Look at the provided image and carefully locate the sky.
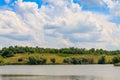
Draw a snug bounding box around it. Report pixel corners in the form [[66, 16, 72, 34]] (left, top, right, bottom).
[[0, 0, 120, 50]]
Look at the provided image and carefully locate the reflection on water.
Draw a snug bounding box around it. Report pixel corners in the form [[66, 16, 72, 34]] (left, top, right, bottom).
[[1, 75, 120, 80], [1, 65, 120, 80]]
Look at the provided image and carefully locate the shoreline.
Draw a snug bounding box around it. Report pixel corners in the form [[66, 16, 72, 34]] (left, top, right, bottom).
[[0, 63, 114, 66]]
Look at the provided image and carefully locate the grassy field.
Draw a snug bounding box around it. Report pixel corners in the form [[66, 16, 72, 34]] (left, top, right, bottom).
[[3, 53, 114, 65]]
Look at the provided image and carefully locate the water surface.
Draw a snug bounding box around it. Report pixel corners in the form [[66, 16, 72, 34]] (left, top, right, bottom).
[[0, 65, 120, 80]]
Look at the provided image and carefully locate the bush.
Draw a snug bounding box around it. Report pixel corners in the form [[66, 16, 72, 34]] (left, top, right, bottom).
[[28, 56, 46, 65], [81, 57, 89, 64], [18, 58, 23, 62], [63, 58, 70, 64], [63, 57, 95, 64], [114, 63, 120, 66], [50, 58, 56, 64], [98, 56, 106, 64], [88, 58, 94, 64], [1, 50, 14, 57], [63, 58, 80, 64], [112, 56, 120, 64], [70, 58, 79, 64], [0, 57, 5, 65]]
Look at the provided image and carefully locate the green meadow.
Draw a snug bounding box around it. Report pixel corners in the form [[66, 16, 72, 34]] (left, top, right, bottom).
[[0, 46, 120, 65]]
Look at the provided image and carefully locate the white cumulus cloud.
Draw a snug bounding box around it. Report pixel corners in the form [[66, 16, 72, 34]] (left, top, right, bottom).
[[0, 0, 120, 49]]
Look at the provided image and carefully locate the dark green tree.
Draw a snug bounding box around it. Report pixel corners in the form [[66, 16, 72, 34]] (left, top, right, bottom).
[[28, 56, 46, 65], [1, 50, 14, 57], [50, 58, 56, 64], [112, 56, 120, 64], [70, 58, 79, 64], [98, 56, 106, 64], [18, 58, 23, 62], [63, 58, 70, 64]]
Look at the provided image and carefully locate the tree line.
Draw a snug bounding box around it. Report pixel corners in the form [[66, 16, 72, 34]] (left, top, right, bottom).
[[0, 46, 120, 65], [27, 56, 118, 65], [0, 46, 120, 57], [27, 56, 100, 65], [1, 55, 120, 65]]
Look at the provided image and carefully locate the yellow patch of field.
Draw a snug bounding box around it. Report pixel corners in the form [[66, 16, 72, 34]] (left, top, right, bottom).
[[4, 53, 114, 64]]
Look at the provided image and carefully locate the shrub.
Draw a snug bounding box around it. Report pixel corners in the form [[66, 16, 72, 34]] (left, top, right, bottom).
[[98, 56, 106, 64], [114, 63, 120, 66], [70, 58, 79, 64], [0, 57, 5, 65], [63, 58, 70, 64], [28, 56, 46, 65], [50, 58, 56, 64], [81, 57, 89, 64], [88, 58, 94, 64], [112, 56, 120, 64], [63, 57, 95, 64], [18, 58, 23, 62], [1, 50, 14, 57]]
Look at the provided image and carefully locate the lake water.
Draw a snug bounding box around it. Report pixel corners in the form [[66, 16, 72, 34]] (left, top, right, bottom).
[[0, 65, 120, 80]]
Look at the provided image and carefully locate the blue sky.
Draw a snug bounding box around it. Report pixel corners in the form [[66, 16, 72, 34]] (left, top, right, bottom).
[[0, 0, 120, 50]]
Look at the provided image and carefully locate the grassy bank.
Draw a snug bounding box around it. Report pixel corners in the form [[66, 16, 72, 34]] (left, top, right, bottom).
[[1, 46, 120, 65], [1, 53, 114, 65], [114, 63, 120, 66]]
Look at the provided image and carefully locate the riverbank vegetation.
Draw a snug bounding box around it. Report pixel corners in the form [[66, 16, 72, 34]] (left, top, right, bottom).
[[0, 46, 120, 65]]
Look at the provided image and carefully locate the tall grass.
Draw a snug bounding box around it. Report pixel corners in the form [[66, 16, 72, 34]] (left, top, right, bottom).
[[3, 53, 114, 65]]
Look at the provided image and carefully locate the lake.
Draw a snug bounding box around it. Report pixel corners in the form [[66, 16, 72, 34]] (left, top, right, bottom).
[[0, 65, 120, 80]]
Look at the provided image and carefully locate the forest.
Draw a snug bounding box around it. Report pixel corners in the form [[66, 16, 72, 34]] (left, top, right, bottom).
[[0, 46, 120, 65]]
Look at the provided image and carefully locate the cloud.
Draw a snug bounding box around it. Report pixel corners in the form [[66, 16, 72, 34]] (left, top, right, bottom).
[[41, 0, 119, 49], [80, 0, 105, 7], [0, 0, 120, 49], [104, 0, 120, 16], [0, 37, 35, 48], [5, 0, 10, 4], [0, 10, 30, 40]]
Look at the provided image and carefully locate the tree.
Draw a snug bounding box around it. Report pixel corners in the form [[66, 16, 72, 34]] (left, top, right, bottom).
[[89, 48, 95, 53], [112, 56, 120, 64], [82, 57, 88, 64], [98, 56, 106, 64], [18, 58, 23, 62], [28, 56, 46, 65], [50, 58, 56, 64], [70, 58, 79, 64], [63, 58, 70, 64], [88, 58, 94, 64], [1, 50, 14, 57]]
